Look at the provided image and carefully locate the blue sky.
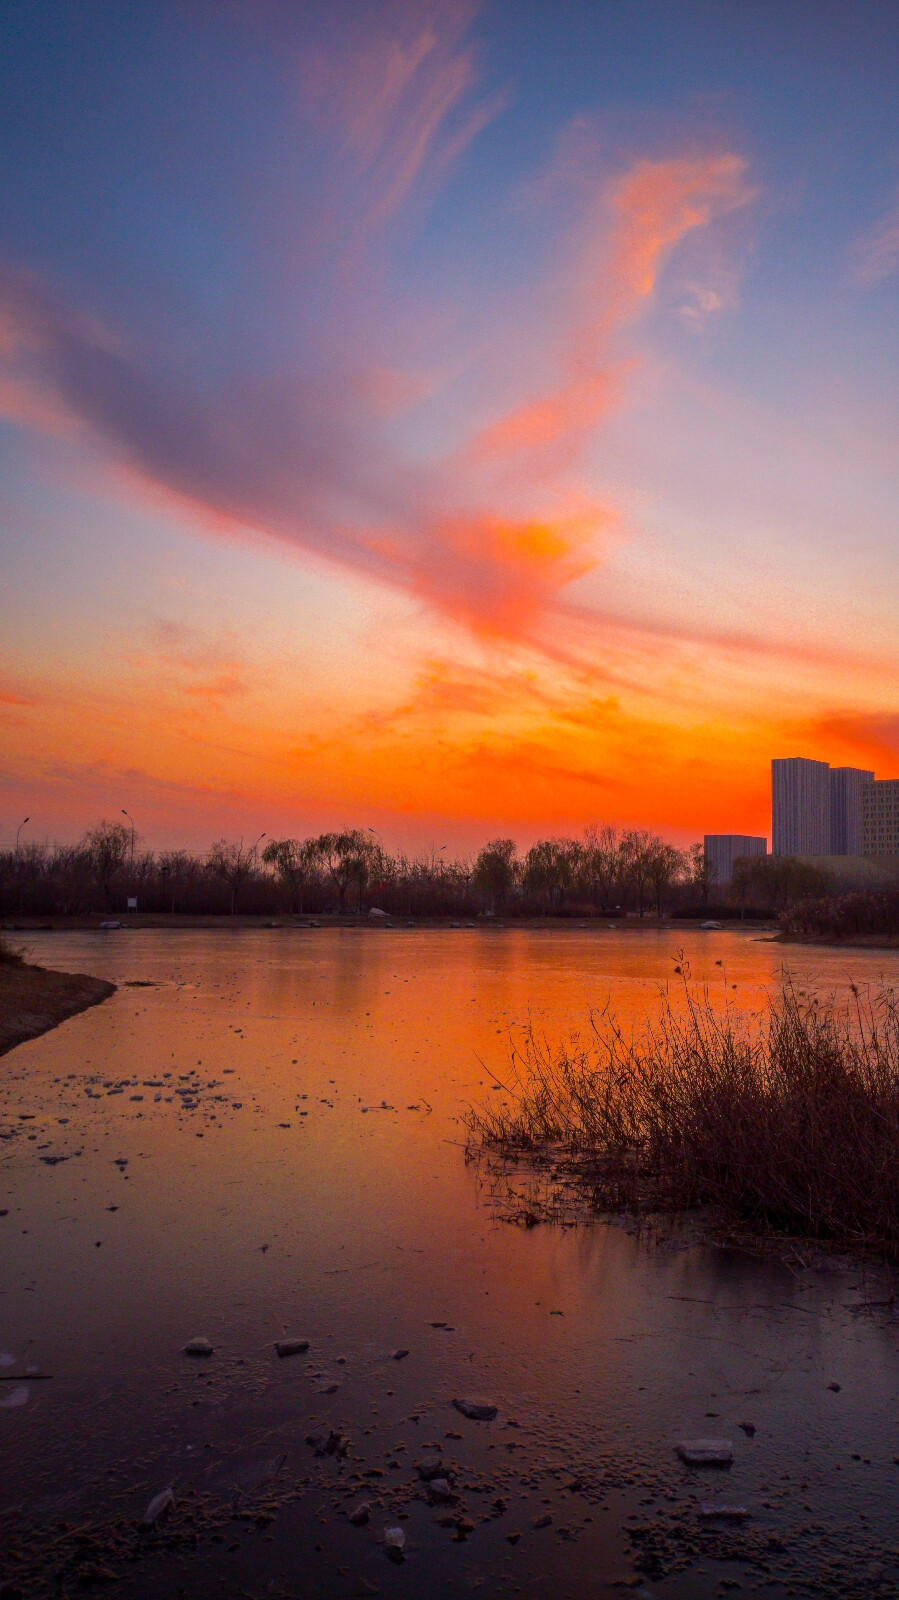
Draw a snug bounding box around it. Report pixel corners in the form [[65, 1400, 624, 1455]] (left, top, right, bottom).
[[1, 1, 897, 849]]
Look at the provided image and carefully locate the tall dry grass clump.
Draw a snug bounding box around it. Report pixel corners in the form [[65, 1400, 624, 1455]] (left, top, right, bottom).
[[465, 979, 899, 1254]]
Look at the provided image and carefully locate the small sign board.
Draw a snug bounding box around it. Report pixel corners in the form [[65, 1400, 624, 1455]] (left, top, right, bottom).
[[127, 897, 138, 910]]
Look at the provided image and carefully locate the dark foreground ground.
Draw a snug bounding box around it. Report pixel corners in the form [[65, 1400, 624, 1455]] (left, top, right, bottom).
[[0, 960, 115, 1057]]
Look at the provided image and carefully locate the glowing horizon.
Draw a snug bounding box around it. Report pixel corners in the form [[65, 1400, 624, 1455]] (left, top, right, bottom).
[[1, 2, 897, 853]]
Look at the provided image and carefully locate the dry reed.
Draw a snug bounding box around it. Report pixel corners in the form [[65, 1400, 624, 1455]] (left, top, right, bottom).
[[464, 977, 899, 1254]]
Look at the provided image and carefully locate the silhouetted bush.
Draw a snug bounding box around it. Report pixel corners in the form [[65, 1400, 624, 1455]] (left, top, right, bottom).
[[780, 890, 899, 941], [1, 820, 716, 920], [466, 978, 899, 1255]]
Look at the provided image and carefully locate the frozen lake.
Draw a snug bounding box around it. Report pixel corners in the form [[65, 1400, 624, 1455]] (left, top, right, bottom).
[[2, 925, 899, 1598]]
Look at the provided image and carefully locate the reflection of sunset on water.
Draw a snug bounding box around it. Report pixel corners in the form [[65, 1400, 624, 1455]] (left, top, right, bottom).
[[2, 926, 899, 1593]]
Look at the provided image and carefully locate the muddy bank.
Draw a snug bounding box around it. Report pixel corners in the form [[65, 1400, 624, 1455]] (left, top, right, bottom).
[[777, 932, 899, 948], [0, 960, 115, 1057]]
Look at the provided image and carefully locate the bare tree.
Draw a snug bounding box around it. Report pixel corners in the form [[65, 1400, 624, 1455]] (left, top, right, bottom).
[[621, 829, 655, 918], [84, 820, 131, 910], [158, 849, 194, 914], [473, 838, 519, 914], [310, 831, 374, 913], [522, 838, 578, 914], [262, 838, 320, 914], [686, 841, 712, 904], [207, 838, 259, 914], [581, 823, 622, 909], [647, 841, 685, 918]]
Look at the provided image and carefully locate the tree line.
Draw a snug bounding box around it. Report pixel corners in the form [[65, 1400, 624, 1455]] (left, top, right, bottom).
[[1, 820, 720, 919]]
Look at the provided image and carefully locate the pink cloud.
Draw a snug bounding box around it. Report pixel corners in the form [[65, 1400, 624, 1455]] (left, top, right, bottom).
[[0, 84, 756, 653], [297, 2, 506, 233]]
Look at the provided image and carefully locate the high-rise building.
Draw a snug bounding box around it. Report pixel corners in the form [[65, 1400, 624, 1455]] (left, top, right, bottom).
[[860, 780, 899, 855], [830, 766, 875, 854], [772, 758, 831, 856], [772, 757, 876, 856], [704, 835, 768, 887]]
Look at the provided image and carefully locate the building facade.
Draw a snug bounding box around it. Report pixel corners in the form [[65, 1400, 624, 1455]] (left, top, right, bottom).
[[772, 757, 875, 856], [772, 758, 832, 856], [860, 780, 899, 855], [830, 766, 876, 854], [704, 834, 768, 887]]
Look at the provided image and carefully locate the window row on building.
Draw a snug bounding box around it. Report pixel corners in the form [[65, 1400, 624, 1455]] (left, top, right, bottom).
[[772, 758, 899, 858], [704, 761, 899, 886]]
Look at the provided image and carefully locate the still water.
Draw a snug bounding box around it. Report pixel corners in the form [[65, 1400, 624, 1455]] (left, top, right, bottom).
[[2, 926, 899, 1598]]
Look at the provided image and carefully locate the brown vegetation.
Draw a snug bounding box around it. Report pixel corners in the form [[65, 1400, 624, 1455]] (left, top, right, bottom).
[[2, 821, 708, 920], [779, 889, 899, 943], [0, 960, 115, 1056], [465, 978, 899, 1256]]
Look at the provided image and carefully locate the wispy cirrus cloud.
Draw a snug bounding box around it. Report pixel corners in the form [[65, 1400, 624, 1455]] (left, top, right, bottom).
[[298, 1, 506, 232], [465, 153, 754, 478], [0, 3, 756, 653], [852, 197, 899, 285]]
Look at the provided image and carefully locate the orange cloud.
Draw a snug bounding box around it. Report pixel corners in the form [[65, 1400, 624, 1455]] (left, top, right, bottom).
[[395, 502, 612, 635], [462, 153, 754, 508], [805, 711, 899, 774], [605, 154, 753, 314]]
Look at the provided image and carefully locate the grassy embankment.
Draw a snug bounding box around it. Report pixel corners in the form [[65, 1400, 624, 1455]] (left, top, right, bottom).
[[465, 975, 899, 1256], [0, 935, 115, 1056]]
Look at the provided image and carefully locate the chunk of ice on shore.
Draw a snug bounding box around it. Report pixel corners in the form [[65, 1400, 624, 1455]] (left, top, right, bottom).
[[676, 1439, 733, 1467]]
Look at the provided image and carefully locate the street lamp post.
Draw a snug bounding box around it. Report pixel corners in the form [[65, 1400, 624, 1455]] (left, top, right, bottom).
[[15, 816, 30, 919], [251, 834, 266, 916], [121, 810, 135, 871], [121, 810, 135, 913]]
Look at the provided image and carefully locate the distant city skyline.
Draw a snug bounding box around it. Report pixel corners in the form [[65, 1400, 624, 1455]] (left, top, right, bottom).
[[1, 3, 897, 851], [770, 756, 899, 859]]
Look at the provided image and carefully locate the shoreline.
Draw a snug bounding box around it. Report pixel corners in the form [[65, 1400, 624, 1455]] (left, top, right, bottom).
[[4, 912, 776, 933], [0, 959, 116, 1057], [776, 932, 899, 949]]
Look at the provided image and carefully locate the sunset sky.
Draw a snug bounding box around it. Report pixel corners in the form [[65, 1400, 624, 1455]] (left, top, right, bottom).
[[1, 0, 897, 852]]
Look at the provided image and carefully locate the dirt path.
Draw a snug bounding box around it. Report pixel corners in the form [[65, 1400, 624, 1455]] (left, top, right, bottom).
[[0, 960, 115, 1056]]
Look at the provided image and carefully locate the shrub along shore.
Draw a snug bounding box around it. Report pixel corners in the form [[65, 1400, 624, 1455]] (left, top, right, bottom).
[[779, 888, 899, 944], [465, 977, 899, 1258]]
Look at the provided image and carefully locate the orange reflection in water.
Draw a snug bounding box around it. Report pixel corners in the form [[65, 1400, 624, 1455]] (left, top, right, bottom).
[[3, 926, 899, 1597]]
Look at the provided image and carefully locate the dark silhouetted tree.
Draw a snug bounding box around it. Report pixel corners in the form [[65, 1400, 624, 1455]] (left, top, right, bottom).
[[473, 838, 518, 913]]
